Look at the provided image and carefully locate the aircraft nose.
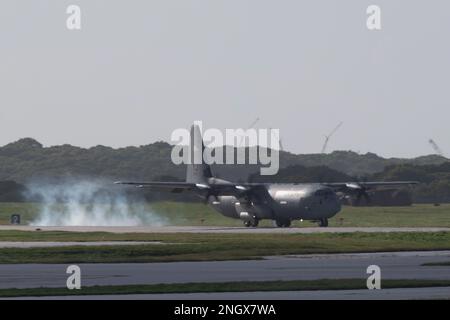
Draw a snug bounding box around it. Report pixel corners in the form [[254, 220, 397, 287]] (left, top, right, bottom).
[[314, 187, 341, 211], [333, 194, 342, 211]]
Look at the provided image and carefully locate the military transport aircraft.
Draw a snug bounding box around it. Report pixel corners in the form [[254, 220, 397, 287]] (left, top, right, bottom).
[[115, 125, 418, 227]]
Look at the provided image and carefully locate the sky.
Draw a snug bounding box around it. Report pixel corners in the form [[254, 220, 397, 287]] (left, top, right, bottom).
[[0, 1, 449, 158]]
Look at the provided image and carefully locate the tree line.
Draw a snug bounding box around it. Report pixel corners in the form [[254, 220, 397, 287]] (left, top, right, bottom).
[[0, 137, 448, 203]]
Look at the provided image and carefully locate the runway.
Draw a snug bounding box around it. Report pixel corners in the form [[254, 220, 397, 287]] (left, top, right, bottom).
[[1, 251, 449, 290], [1, 225, 449, 234], [10, 286, 450, 300]]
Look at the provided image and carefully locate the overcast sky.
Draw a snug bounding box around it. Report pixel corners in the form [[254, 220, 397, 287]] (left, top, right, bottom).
[[0, 1, 449, 158]]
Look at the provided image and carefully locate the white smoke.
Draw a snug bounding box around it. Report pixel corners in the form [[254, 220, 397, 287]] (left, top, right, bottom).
[[26, 180, 167, 227]]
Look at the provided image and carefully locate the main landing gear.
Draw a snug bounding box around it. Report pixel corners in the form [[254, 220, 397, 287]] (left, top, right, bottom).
[[244, 219, 259, 227], [274, 219, 291, 228], [318, 218, 329, 227]]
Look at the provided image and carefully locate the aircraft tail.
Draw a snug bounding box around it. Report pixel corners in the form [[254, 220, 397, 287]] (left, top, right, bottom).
[[186, 124, 213, 184]]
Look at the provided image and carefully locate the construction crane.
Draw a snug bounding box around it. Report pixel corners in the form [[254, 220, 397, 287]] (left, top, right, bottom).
[[239, 117, 259, 147], [321, 122, 343, 154], [243, 118, 284, 151], [428, 139, 444, 157], [247, 117, 260, 130], [268, 126, 284, 151], [279, 137, 284, 152]]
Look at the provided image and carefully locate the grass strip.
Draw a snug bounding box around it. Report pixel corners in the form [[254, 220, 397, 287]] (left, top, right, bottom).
[[2, 279, 450, 298], [0, 232, 449, 264]]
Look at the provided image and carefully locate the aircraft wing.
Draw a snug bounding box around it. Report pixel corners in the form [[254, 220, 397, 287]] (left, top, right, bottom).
[[114, 181, 264, 196], [323, 181, 419, 191], [114, 181, 197, 193]]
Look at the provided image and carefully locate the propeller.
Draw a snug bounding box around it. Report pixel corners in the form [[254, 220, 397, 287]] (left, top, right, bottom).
[[203, 191, 219, 204], [345, 182, 371, 206], [354, 188, 371, 206]]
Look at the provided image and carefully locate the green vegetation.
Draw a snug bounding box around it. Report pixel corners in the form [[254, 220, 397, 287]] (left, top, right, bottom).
[[2, 279, 450, 297], [0, 137, 447, 188], [323, 204, 450, 228], [0, 138, 184, 184], [372, 163, 450, 203], [0, 202, 40, 225], [422, 261, 450, 266], [95, 202, 450, 227], [0, 138, 449, 204], [0, 232, 449, 264], [0, 202, 449, 227]]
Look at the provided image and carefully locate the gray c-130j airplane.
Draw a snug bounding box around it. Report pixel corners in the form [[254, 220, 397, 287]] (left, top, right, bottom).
[[116, 125, 418, 227]]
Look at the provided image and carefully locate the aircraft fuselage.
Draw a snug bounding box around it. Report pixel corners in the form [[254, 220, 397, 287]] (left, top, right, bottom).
[[208, 183, 341, 227]]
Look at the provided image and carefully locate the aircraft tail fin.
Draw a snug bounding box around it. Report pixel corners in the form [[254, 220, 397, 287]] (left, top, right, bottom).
[[186, 124, 213, 184]]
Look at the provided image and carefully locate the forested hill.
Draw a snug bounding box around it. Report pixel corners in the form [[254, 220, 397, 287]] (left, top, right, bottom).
[[0, 138, 447, 183]]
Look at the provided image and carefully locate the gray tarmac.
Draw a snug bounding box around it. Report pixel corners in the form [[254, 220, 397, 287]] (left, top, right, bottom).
[[9, 286, 450, 300], [1, 251, 449, 290], [1, 225, 449, 234]]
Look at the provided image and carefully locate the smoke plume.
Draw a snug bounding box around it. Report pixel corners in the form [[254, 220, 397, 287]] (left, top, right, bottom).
[[26, 179, 167, 226]]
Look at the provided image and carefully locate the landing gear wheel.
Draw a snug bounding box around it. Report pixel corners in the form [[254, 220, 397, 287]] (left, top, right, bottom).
[[318, 218, 328, 227], [250, 219, 259, 227], [244, 220, 259, 228], [275, 219, 291, 228]]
